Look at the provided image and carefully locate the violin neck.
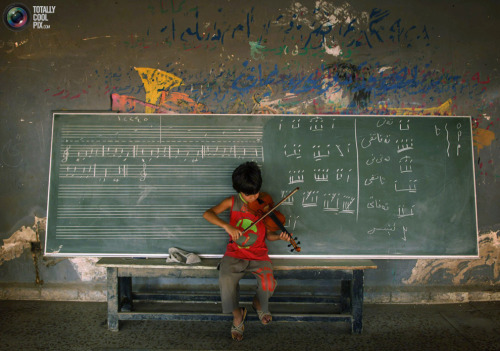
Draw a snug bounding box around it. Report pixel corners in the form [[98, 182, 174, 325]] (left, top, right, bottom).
[[267, 211, 290, 235], [256, 197, 290, 234]]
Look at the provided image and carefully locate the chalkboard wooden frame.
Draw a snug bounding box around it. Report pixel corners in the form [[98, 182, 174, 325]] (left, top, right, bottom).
[[45, 113, 478, 259]]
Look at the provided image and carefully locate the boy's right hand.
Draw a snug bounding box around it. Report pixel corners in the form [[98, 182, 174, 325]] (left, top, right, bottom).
[[225, 225, 242, 242]]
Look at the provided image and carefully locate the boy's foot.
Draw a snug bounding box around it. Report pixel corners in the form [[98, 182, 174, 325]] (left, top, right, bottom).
[[231, 307, 247, 341], [252, 298, 272, 325]]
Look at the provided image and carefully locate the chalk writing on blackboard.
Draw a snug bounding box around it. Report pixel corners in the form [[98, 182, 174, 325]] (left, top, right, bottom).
[[46, 114, 477, 258], [267, 115, 476, 247]]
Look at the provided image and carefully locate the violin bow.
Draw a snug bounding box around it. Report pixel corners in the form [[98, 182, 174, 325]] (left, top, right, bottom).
[[241, 187, 300, 235]]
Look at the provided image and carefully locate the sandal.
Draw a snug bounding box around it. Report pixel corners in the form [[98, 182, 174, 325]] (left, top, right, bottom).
[[252, 303, 272, 325], [231, 307, 247, 341]]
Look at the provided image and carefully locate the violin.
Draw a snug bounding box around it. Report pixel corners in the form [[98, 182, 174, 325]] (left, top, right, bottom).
[[243, 187, 301, 252]]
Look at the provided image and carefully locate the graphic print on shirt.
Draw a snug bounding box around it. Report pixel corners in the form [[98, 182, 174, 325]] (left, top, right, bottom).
[[234, 218, 258, 247]]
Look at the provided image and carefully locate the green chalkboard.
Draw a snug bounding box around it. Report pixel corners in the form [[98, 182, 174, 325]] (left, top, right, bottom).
[[45, 113, 478, 258]]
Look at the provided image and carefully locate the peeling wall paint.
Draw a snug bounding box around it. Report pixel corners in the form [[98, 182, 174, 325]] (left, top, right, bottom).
[[403, 231, 499, 285], [1, 217, 106, 283], [67, 258, 106, 282], [1, 216, 497, 291], [0, 217, 44, 265]]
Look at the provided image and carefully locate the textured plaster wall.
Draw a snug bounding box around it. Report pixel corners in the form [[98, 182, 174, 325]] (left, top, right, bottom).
[[0, 0, 498, 302]]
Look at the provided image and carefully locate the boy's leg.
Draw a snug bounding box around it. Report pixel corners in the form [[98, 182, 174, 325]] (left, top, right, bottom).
[[248, 260, 276, 314], [219, 256, 247, 314]]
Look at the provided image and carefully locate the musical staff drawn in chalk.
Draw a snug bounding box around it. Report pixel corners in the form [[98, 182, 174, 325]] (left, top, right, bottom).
[[57, 184, 233, 199], [59, 164, 236, 180], [59, 144, 264, 162], [55, 224, 227, 240], [57, 204, 214, 219], [60, 125, 263, 142]]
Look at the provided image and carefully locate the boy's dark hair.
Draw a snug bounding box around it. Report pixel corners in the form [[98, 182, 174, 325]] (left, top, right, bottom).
[[232, 161, 262, 195]]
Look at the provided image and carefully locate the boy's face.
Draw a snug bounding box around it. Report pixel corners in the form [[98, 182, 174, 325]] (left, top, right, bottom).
[[241, 192, 259, 204]]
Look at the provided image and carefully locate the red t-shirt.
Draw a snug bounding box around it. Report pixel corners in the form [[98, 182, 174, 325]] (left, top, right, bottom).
[[224, 194, 270, 262]]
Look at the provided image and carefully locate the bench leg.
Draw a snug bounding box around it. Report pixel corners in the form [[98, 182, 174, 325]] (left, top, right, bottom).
[[351, 269, 364, 334], [106, 267, 119, 331], [119, 276, 133, 312], [340, 279, 351, 313]]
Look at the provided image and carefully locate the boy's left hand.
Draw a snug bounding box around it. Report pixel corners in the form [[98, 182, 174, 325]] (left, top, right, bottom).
[[279, 231, 291, 242]]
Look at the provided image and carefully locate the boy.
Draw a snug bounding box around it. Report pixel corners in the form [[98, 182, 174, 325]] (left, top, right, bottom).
[[203, 161, 291, 341]]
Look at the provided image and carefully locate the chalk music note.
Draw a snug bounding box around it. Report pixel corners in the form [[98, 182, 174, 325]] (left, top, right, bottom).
[[61, 147, 70, 163], [139, 163, 147, 181]]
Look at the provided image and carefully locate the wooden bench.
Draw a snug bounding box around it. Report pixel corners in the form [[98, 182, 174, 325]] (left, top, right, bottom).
[[96, 258, 377, 334]]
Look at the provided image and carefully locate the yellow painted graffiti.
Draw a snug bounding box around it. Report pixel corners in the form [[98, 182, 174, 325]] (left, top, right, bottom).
[[473, 127, 495, 153], [134, 67, 183, 113], [373, 99, 453, 115]]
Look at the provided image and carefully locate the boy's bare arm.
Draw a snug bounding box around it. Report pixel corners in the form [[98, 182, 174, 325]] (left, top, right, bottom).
[[203, 197, 242, 241], [266, 231, 291, 242]]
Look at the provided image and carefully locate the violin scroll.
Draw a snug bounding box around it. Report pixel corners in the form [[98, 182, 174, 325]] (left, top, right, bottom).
[[287, 234, 301, 252]]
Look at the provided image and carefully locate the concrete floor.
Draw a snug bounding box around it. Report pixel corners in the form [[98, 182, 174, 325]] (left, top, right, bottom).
[[0, 300, 499, 351]]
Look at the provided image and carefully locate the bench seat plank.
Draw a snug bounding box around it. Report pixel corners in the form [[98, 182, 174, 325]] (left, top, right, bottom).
[[96, 258, 377, 270]]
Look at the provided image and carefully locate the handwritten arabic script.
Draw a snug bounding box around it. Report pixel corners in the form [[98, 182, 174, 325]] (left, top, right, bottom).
[[266, 116, 472, 251]]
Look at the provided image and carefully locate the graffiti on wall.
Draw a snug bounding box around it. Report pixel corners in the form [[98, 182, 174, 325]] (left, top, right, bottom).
[[132, 1, 431, 53], [89, 3, 486, 114]]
